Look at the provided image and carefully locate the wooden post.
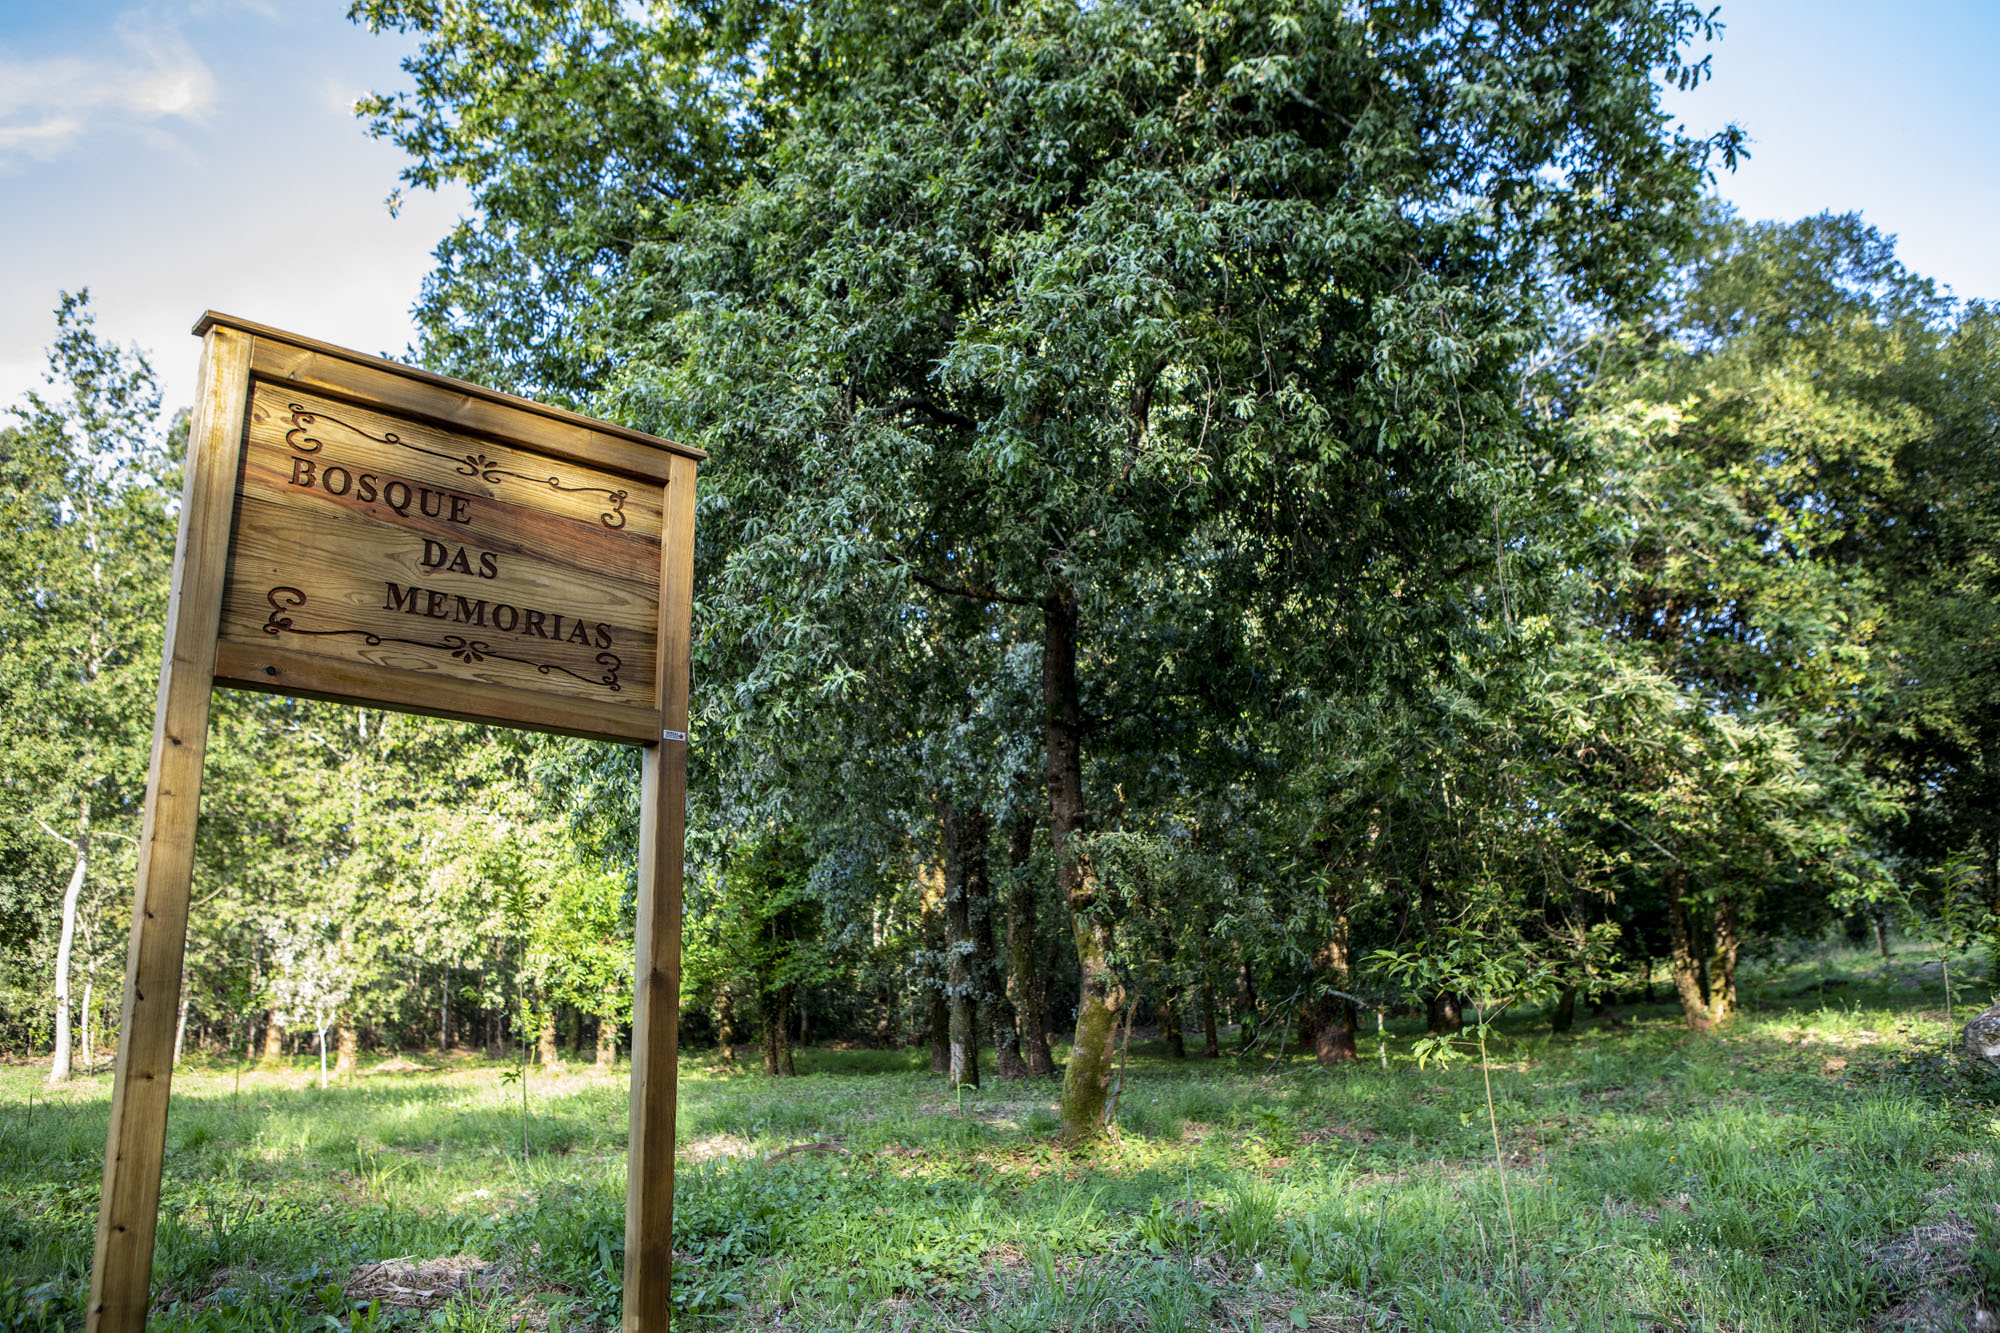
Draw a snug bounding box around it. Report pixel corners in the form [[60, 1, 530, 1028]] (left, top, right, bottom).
[[87, 326, 253, 1333], [624, 451, 697, 1331]]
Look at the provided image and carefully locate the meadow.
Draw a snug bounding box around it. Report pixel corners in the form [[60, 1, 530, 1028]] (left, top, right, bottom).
[[3, 941, 1996, 1333]]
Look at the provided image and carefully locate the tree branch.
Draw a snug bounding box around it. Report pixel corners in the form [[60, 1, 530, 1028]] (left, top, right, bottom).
[[908, 569, 1039, 608], [884, 397, 976, 430]]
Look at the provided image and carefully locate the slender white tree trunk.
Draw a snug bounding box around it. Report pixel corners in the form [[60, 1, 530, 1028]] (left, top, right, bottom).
[[174, 990, 190, 1066], [317, 1017, 329, 1089], [47, 815, 88, 1085], [80, 980, 93, 1071]]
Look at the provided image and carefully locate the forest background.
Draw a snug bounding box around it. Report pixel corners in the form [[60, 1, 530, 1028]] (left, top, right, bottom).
[[1, 0, 1996, 1152]]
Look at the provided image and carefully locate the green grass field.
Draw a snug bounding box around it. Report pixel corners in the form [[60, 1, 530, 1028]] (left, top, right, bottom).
[[4, 942, 1998, 1332]]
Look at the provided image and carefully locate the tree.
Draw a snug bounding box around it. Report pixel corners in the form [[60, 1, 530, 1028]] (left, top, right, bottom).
[[0, 292, 176, 1082], [357, 0, 1738, 1140], [1880, 301, 2000, 964], [269, 914, 355, 1089], [1575, 213, 1948, 1025]]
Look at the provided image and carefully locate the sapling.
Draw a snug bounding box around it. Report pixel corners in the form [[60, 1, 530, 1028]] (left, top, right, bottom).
[[1894, 851, 1990, 1042], [1373, 932, 1554, 1296]]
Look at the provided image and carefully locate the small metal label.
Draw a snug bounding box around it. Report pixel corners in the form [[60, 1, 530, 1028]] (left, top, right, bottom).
[[662, 729, 687, 742]]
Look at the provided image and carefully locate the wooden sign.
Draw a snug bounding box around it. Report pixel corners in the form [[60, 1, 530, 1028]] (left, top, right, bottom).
[[87, 316, 698, 1333]]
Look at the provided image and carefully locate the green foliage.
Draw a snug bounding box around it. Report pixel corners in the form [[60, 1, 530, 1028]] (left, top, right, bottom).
[[0, 291, 176, 1057]]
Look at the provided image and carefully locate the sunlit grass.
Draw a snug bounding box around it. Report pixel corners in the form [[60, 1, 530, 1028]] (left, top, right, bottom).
[[1, 939, 1996, 1330]]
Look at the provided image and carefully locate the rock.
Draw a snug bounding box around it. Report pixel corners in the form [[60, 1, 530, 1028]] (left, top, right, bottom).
[[1959, 1003, 2000, 1067]]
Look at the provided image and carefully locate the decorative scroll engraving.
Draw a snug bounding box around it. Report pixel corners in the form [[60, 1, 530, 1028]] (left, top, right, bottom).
[[260, 587, 623, 692], [285, 404, 630, 530]]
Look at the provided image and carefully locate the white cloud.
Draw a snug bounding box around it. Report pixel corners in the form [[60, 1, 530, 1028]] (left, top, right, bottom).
[[0, 117, 84, 161], [0, 14, 218, 171]]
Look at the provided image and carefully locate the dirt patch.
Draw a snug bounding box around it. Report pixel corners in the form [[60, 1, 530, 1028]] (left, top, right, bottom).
[[680, 1132, 753, 1163], [341, 1254, 579, 1331], [367, 1057, 433, 1075], [344, 1254, 490, 1310], [1868, 1210, 1996, 1332]]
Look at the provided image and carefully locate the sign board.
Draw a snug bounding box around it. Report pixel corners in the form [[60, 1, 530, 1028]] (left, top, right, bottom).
[[208, 320, 688, 741], [87, 316, 698, 1333]]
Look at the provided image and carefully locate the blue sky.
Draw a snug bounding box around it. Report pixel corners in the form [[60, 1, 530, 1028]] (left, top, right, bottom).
[[0, 1, 468, 417], [2, 1, 1996, 418]]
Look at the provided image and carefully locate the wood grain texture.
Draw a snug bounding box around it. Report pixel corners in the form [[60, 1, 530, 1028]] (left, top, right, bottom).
[[214, 381, 664, 734], [86, 326, 253, 1333], [212, 641, 662, 743], [195, 310, 704, 468], [624, 453, 698, 1333]]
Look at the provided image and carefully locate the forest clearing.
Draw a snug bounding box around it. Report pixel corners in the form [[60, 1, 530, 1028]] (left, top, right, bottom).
[[6, 2, 2000, 1331], [4, 942, 1996, 1333]]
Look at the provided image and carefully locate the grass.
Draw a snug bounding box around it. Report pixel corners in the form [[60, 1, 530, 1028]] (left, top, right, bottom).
[[2, 939, 1998, 1331]]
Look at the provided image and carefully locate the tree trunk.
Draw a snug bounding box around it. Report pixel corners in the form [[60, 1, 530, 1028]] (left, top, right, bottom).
[[1426, 991, 1463, 1036], [1872, 913, 1891, 959], [538, 1006, 560, 1068], [776, 993, 795, 1075], [565, 1005, 582, 1056], [1313, 994, 1357, 1066], [1006, 810, 1056, 1077], [714, 988, 737, 1063], [1201, 973, 1221, 1058], [762, 986, 795, 1077], [922, 888, 950, 1073], [874, 985, 900, 1049], [317, 1024, 329, 1089], [597, 1006, 619, 1068], [1551, 985, 1578, 1034], [1667, 885, 1715, 1033], [1310, 868, 1358, 1065], [1047, 585, 1122, 1142], [1237, 960, 1259, 1052], [174, 990, 190, 1067], [1162, 989, 1186, 1059], [334, 1015, 359, 1079], [263, 1008, 286, 1062], [47, 811, 88, 1084], [1708, 895, 1740, 1025], [940, 799, 982, 1089], [968, 808, 1028, 1080], [80, 980, 94, 1072]]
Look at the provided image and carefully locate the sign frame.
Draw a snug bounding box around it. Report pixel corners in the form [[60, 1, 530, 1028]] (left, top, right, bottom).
[[84, 315, 700, 1333]]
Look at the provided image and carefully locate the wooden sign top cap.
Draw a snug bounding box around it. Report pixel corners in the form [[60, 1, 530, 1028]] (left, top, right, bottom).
[[191, 311, 705, 463]]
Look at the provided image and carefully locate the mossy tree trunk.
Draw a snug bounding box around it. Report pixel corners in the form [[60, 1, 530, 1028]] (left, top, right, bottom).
[[1667, 880, 1739, 1032], [1048, 585, 1122, 1142]]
